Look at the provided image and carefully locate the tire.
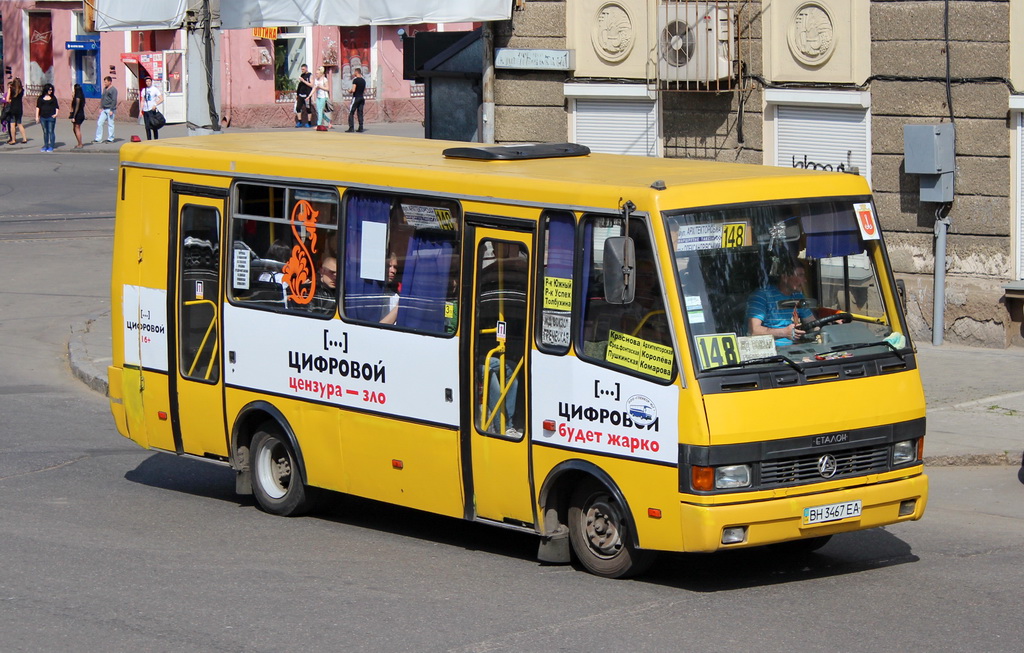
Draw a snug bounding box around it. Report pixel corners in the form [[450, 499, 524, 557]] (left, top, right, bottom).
[[567, 479, 656, 579], [250, 426, 315, 517]]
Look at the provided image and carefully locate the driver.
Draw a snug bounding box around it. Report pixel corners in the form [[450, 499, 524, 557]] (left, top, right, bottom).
[[746, 258, 814, 345]]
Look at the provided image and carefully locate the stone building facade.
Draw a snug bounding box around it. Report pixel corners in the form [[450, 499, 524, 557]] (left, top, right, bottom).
[[492, 0, 1024, 348]]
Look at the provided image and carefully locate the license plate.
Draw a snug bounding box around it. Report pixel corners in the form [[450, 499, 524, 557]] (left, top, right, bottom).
[[803, 500, 862, 525]]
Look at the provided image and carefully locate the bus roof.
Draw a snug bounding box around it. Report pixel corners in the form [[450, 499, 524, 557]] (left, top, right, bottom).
[[119, 132, 872, 212]]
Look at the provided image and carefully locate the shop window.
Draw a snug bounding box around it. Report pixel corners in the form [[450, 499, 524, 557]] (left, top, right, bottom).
[[229, 183, 340, 318]]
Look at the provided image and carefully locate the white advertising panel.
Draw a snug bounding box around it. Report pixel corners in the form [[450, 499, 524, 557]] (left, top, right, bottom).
[[223, 303, 459, 426], [122, 285, 169, 372], [531, 354, 679, 465]]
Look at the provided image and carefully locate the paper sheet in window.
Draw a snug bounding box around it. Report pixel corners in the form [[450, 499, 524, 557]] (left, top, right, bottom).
[[359, 221, 388, 281]]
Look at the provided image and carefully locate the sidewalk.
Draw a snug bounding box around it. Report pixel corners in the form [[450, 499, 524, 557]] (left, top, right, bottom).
[[1, 115, 424, 153], [68, 310, 1024, 466]]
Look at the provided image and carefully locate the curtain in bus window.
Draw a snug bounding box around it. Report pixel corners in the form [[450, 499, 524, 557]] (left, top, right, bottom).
[[547, 218, 574, 277], [344, 193, 391, 320], [802, 206, 861, 259], [396, 234, 453, 333]]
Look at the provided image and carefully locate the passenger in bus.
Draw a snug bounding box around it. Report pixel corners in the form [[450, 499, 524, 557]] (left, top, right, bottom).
[[310, 256, 338, 314], [486, 358, 520, 438], [380, 251, 400, 324], [746, 258, 814, 345]]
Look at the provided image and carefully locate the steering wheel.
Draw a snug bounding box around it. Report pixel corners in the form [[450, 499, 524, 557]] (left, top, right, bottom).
[[802, 312, 852, 331]]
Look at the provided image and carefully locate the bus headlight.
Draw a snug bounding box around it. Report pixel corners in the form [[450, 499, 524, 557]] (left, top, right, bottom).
[[715, 464, 751, 489], [893, 439, 917, 465]]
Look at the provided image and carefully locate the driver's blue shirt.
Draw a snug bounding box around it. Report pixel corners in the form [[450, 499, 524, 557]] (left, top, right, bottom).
[[746, 286, 813, 346]]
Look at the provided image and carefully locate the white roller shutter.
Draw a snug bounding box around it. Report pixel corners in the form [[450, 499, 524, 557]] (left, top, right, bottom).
[[775, 105, 870, 182], [1018, 112, 1024, 279], [574, 99, 658, 157]]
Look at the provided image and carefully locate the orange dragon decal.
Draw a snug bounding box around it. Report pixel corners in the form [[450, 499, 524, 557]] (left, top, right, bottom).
[[281, 199, 320, 304]]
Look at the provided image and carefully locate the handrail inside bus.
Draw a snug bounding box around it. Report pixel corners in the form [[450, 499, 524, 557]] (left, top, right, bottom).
[[184, 299, 219, 380], [630, 310, 666, 338], [481, 344, 524, 435]]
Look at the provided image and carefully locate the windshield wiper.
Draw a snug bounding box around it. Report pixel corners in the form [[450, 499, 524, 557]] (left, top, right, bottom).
[[830, 341, 906, 361], [712, 355, 805, 374]]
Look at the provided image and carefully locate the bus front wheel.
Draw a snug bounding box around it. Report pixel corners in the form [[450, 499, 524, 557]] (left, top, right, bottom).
[[568, 479, 655, 579], [250, 427, 314, 517]]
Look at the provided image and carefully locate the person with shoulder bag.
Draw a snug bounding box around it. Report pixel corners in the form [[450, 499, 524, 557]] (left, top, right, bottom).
[[140, 77, 165, 140]]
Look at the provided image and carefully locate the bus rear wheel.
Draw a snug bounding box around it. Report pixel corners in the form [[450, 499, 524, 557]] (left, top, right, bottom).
[[568, 479, 655, 579], [250, 427, 314, 517]]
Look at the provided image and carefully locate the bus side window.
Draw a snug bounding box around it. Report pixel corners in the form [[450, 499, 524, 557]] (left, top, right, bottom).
[[228, 183, 339, 317], [579, 216, 675, 380], [536, 211, 575, 354], [341, 192, 461, 336]]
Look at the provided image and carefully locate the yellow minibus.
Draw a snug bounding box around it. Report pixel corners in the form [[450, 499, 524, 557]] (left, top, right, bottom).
[[109, 133, 927, 578]]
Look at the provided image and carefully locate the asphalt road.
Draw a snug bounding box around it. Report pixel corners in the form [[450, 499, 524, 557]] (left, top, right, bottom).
[[2, 151, 1023, 651]]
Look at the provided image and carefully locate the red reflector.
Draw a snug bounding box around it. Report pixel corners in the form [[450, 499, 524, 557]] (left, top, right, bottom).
[[542, 419, 556, 431], [648, 508, 662, 519], [392, 459, 404, 470], [157, 411, 168, 420], [130, 135, 142, 142]]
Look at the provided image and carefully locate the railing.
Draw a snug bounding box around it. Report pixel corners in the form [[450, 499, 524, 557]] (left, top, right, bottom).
[[275, 87, 378, 104]]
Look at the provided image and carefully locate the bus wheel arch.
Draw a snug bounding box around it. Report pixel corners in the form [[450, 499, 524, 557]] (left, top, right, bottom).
[[537, 461, 655, 578], [230, 402, 308, 499]]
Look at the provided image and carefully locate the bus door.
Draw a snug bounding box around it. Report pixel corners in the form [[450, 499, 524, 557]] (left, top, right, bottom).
[[170, 184, 229, 458], [467, 227, 535, 525]]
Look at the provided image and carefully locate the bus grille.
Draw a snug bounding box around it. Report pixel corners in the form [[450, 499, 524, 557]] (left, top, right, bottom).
[[760, 445, 890, 488]]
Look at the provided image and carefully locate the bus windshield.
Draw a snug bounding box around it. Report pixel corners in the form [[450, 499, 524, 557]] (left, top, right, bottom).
[[665, 199, 905, 372]]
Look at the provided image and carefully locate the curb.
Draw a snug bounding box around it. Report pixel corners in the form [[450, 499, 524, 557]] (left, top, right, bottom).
[[923, 452, 1023, 467], [68, 315, 109, 397]]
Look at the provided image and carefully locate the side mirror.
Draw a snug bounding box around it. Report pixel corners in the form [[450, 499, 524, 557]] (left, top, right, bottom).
[[603, 236, 635, 304]]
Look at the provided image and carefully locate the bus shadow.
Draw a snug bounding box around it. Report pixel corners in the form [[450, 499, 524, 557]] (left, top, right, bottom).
[[124, 453, 917, 582], [123, 452, 538, 562], [124, 451, 238, 503], [644, 529, 919, 591]]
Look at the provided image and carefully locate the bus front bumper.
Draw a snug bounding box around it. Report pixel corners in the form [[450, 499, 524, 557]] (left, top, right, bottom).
[[678, 473, 928, 552]]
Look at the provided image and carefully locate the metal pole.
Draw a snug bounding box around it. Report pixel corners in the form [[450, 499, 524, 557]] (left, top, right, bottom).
[[481, 22, 495, 144], [186, 0, 221, 135], [932, 213, 950, 346]]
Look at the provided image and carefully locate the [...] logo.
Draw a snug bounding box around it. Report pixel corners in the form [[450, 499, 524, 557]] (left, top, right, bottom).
[[817, 454, 838, 478], [625, 394, 656, 427]]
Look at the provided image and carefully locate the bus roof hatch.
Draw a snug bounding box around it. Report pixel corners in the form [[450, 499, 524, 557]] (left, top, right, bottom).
[[442, 142, 591, 161]]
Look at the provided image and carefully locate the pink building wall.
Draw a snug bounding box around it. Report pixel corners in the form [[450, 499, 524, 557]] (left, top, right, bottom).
[[1, 6, 462, 127]]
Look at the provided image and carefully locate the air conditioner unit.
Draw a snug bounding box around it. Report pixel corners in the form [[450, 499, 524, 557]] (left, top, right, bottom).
[[657, 1, 735, 83]]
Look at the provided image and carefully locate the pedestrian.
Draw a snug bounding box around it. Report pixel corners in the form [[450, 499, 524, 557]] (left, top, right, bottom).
[[295, 63, 313, 128], [35, 83, 58, 153], [346, 67, 366, 133], [313, 65, 332, 130], [94, 76, 117, 143], [70, 83, 86, 149], [140, 77, 164, 140], [6, 78, 27, 145]]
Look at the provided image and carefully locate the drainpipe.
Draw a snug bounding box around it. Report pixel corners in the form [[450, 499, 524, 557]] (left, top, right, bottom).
[[481, 22, 495, 144], [933, 207, 951, 345]]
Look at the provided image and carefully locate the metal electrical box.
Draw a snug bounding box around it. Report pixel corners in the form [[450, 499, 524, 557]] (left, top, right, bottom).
[[903, 124, 955, 202]]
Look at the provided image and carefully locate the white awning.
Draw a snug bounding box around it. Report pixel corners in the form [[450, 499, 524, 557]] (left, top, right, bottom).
[[96, 1, 188, 31], [96, 0, 511, 30]]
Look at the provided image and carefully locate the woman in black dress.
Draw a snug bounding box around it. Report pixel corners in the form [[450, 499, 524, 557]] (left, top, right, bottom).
[[70, 84, 86, 149], [5, 78, 27, 144]]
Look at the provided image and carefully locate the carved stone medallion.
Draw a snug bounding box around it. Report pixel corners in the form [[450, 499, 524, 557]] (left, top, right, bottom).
[[592, 2, 635, 64], [788, 2, 835, 66]]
